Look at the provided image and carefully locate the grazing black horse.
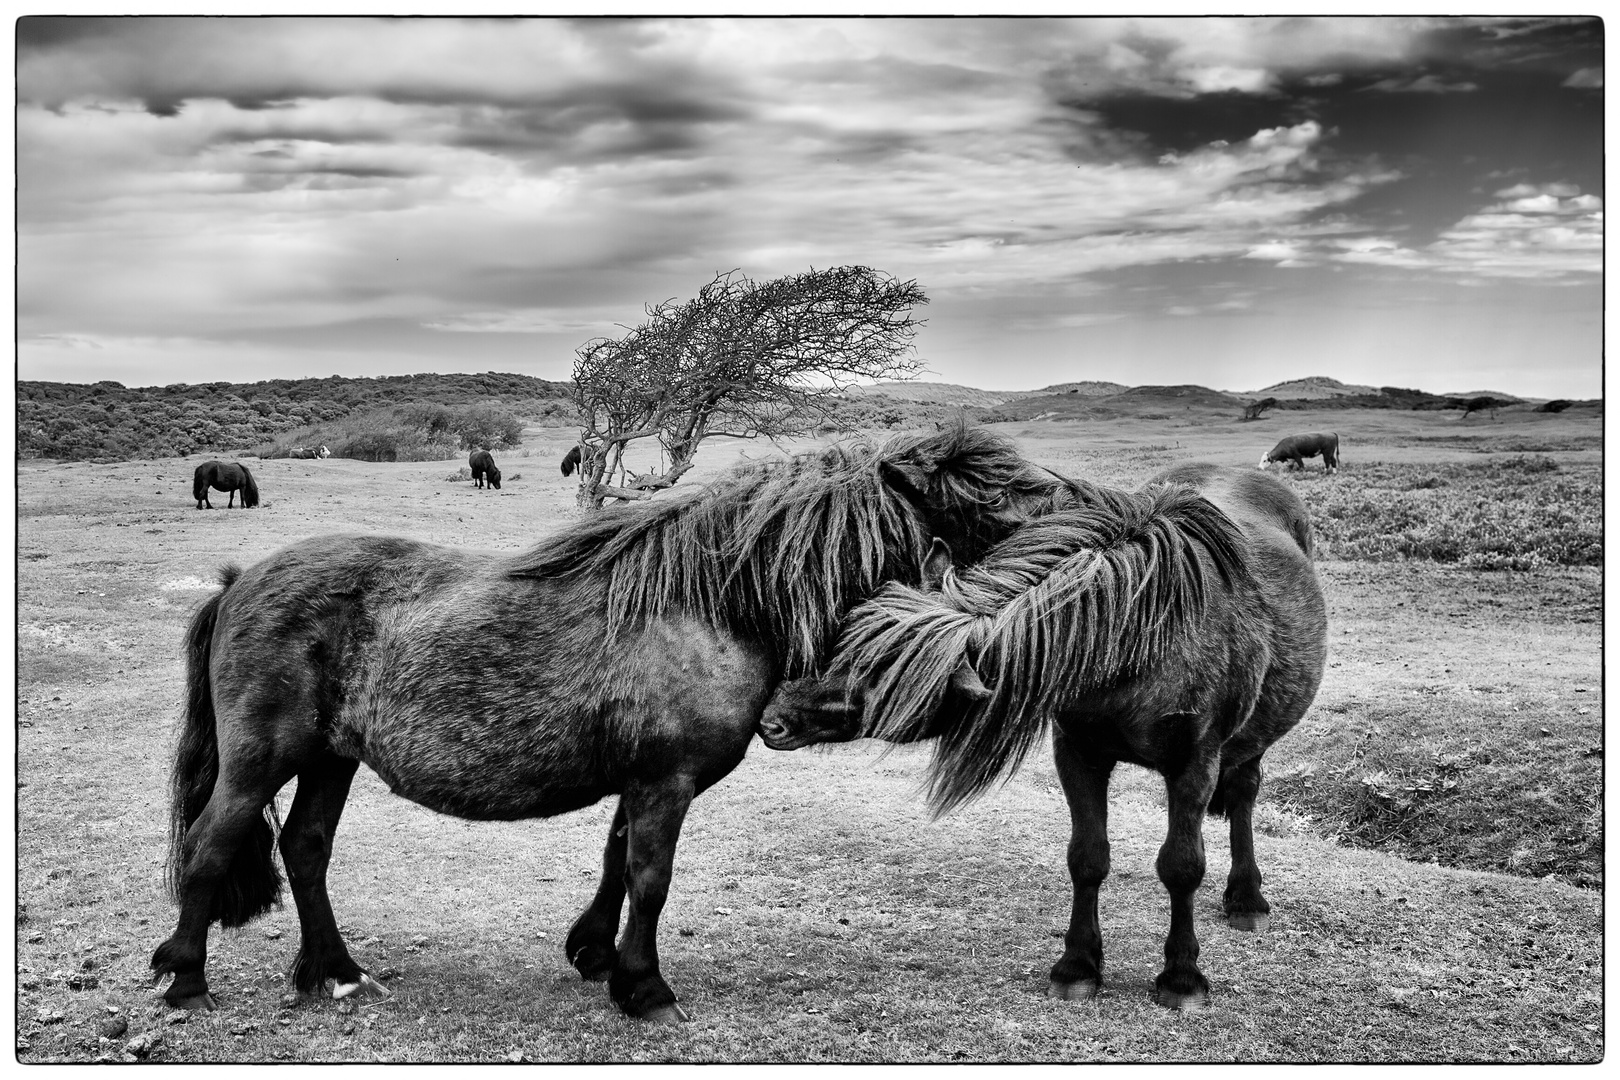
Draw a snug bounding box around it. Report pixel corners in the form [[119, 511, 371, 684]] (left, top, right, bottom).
[[759, 463, 1327, 1010], [152, 426, 1071, 1022], [469, 449, 502, 490], [192, 461, 260, 510], [561, 444, 583, 477], [1260, 432, 1339, 474]]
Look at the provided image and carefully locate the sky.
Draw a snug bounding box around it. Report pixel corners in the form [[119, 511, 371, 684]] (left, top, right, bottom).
[[14, 15, 1605, 398]]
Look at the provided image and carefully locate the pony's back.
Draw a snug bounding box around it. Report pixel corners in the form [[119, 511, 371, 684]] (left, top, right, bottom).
[[1150, 462, 1312, 557]]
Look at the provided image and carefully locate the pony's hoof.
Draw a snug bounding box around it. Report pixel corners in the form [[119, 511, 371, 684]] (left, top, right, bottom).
[[327, 974, 391, 1001], [1227, 910, 1270, 933], [170, 991, 217, 1012], [569, 946, 615, 983], [1047, 979, 1099, 1002], [642, 1002, 691, 1024], [1154, 986, 1211, 1011]]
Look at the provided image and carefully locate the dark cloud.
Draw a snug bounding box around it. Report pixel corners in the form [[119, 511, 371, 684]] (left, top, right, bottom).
[[15, 15, 126, 51]]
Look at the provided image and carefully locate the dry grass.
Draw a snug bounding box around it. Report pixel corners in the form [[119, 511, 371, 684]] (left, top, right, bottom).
[[13, 412, 1604, 1062]]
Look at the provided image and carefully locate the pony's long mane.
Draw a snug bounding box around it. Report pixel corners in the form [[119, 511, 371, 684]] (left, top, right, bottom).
[[836, 481, 1252, 813], [510, 427, 1051, 673]]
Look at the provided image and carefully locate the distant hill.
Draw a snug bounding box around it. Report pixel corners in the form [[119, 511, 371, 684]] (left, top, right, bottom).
[[1246, 376, 1379, 399], [1443, 390, 1525, 402], [19, 370, 1586, 464], [17, 372, 573, 461], [841, 381, 1022, 407], [1033, 381, 1130, 397]]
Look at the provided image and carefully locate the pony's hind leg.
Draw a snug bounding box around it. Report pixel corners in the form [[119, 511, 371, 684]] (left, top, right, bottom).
[[608, 775, 696, 1022], [281, 753, 389, 1001], [1153, 742, 1222, 1011], [1215, 757, 1271, 932], [566, 801, 628, 983], [152, 766, 293, 1010], [1047, 728, 1114, 1001]]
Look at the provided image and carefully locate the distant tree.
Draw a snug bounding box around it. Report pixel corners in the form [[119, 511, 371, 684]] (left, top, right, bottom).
[[569, 266, 928, 511], [1242, 396, 1278, 421]]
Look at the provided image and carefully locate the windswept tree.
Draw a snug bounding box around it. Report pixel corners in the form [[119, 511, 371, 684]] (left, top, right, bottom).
[[569, 266, 928, 511]]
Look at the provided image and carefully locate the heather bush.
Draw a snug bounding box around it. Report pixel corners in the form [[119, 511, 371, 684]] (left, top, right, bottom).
[[1300, 457, 1600, 568]]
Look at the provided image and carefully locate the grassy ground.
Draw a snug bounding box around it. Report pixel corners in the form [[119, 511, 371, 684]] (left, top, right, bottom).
[[11, 410, 1604, 1062]]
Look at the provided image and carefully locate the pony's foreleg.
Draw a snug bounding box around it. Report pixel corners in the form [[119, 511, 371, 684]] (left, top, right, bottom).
[[152, 771, 291, 1010], [608, 775, 696, 1023], [281, 753, 388, 1001], [1047, 727, 1113, 1001], [1217, 757, 1271, 931], [1153, 745, 1221, 1010], [565, 801, 629, 982]]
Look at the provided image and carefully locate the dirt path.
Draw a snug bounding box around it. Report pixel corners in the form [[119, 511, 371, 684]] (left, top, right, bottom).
[[12, 432, 1603, 1062]]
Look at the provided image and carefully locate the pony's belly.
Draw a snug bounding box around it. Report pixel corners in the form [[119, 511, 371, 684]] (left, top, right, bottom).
[[364, 752, 615, 822]]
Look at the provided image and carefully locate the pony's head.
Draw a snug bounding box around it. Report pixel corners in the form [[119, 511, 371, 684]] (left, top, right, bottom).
[[488, 466, 502, 490], [757, 539, 991, 750]]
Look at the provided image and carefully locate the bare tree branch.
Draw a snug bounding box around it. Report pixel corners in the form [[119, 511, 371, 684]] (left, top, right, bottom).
[[568, 266, 927, 511]]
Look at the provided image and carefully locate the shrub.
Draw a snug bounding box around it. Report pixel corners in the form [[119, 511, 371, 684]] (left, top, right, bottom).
[[1300, 457, 1600, 567]]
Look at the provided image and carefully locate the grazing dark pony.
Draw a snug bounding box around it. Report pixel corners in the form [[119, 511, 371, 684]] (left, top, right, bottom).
[[192, 461, 260, 510], [759, 463, 1327, 1011], [1259, 432, 1339, 474], [561, 444, 583, 477], [469, 449, 502, 490], [152, 426, 1071, 1023]]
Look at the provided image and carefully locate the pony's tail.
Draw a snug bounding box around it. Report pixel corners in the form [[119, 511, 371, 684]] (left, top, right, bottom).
[[166, 565, 283, 926], [238, 464, 260, 508]]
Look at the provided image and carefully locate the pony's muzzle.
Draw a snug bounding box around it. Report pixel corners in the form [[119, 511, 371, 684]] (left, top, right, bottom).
[[755, 715, 811, 751]]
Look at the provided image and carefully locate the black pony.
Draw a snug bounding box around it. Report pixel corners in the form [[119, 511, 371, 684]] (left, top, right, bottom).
[[192, 461, 260, 510], [759, 463, 1327, 1010], [561, 444, 583, 477], [469, 449, 502, 490], [152, 426, 1070, 1022]]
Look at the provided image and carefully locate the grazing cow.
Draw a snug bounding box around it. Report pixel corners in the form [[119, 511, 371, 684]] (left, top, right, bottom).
[[469, 449, 502, 490], [288, 445, 331, 460], [1259, 432, 1339, 474]]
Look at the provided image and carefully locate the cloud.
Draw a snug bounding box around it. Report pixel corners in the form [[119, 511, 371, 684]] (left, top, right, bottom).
[[1317, 183, 1601, 280], [1563, 67, 1602, 88], [1366, 74, 1479, 93], [13, 16, 1598, 387], [422, 307, 631, 335]]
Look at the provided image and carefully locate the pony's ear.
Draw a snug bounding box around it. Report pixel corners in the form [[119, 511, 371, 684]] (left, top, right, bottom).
[[947, 659, 992, 702], [921, 538, 953, 590], [879, 459, 931, 499]]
